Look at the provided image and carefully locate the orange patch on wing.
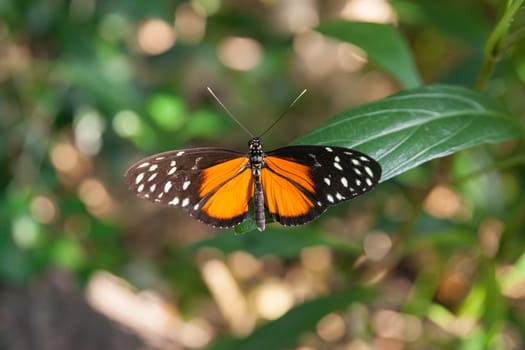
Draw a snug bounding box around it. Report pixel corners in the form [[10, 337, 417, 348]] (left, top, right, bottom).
[[261, 168, 314, 217], [200, 157, 249, 197], [202, 168, 254, 219], [264, 157, 315, 193]]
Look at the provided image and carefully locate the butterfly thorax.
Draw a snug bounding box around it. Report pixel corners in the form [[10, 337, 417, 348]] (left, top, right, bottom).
[[248, 137, 265, 176]]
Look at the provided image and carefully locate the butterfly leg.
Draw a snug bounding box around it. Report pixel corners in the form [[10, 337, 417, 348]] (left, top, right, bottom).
[[253, 172, 265, 231]]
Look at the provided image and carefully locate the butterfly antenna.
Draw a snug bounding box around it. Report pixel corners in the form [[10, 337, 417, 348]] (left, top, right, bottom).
[[259, 89, 307, 138], [207, 87, 255, 138]]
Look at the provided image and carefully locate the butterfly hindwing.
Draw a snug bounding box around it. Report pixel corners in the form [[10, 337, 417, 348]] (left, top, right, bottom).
[[124, 148, 253, 228], [263, 145, 382, 226]]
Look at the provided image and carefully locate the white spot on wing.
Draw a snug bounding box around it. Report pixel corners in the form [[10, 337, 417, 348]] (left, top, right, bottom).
[[137, 184, 144, 192], [334, 156, 340, 162], [325, 147, 333, 152], [164, 181, 172, 193], [334, 162, 343, 171], [341, 177, 348, 187], [182, 198, 189, 207], [354, 168, 362, 176], [360, 156, 369, 162], [366, 178, 373, 186], [176, 151, 185, 156], [168, 166, 177, 175], [364, 165, 374, 177], [137, 162, 150, 168], [324, 178, 331, 186], [351, 158, 361, 166], [148, 173, 158, 181], [149, 164, 158, 171], [150, 184, 156, 192], [155, 156, 165, 160], [135, 173, 144, 184], [169, 197, 179, 205], [336, 192, 345, 200], [355, 179, 361, 186], [183, 181, 191, 190], [193, 203, 200, 210], [192, 156, 203, 170], [327, 194, 334, 203], [170, 160, 176, 167], [317, 201, 322, 206]]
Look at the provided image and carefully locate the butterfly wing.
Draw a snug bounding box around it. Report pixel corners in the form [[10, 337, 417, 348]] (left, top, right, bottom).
[[124, 148, 254, 228], [263, 145, 382, 226]]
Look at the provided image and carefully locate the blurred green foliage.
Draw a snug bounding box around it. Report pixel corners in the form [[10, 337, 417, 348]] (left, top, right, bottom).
[[2, 0, 525, 349]]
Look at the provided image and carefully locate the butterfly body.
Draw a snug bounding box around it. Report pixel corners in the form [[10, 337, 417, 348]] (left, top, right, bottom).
[[125, 137, 381, 232]]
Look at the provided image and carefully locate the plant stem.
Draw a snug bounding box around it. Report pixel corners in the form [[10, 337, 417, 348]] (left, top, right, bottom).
[[475, 0, 524, 91]]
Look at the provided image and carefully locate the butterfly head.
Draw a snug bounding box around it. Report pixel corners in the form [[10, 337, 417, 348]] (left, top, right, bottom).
[[249, 137, 262, 150]]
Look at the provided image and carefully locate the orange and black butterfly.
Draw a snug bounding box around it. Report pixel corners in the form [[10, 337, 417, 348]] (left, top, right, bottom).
[[124, 90, 381, 231]]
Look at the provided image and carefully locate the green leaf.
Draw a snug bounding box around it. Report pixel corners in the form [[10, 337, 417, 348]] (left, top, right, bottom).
[[208, 289, 375, 350], [316, 20, 421, 88], [295, 84, 522, 182], [189, 226, 359, 258]]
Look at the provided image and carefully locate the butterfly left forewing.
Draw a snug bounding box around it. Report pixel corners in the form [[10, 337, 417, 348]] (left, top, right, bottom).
[[264, 145, 381, 226], [125, 147, 252, 227]]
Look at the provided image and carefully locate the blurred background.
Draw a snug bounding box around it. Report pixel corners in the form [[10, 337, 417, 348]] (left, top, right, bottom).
[[1, 0, 525, 349]]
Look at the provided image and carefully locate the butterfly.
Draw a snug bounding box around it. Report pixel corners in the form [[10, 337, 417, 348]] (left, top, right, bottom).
[[124, 137, 381, 231], [124, 89, 381, 232]]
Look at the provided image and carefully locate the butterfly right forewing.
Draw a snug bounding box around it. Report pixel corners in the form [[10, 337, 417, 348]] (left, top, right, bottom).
[[263, 145, 382, 226]]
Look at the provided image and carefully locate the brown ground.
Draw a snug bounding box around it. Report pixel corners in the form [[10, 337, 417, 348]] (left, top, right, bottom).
[[0, 269, 146, 350]]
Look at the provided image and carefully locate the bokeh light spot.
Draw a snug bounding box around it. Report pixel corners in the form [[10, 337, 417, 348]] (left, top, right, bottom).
[[218, 37, 263, 71], [175, 3, 206, 43], [74, 106, 105, 156], [341, 0, 396, 23], [301, 246, 332, 272], [148, 94, 187, 130], [51, 239, 85, 269], [12, 215, 39, 249], [253, 281, 294, 320], [363, 231, 392, 261], [424, 185, 463, 219], [316, 313, 346, 342], [30, 196, 57, 224], [78, 178, 114, 217], [137, 18, 176, 55], [372, 309, 422, 341], [50, 143, 80, 173], [113, 109, 141, 137], [228, 251, 262, 280], [277, 0, 319, 33]]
